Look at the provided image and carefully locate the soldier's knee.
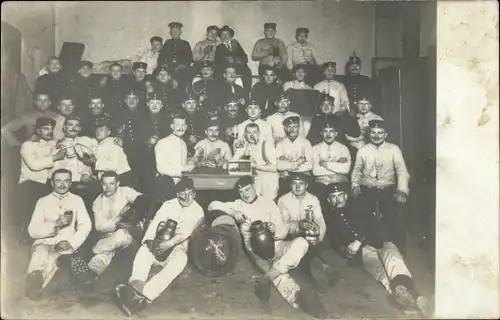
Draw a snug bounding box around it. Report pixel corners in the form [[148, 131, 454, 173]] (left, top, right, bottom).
[[292, 237, 310, 255]]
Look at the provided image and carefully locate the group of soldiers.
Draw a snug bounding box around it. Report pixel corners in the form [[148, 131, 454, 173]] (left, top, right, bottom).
[[1, 21, 429, 319]]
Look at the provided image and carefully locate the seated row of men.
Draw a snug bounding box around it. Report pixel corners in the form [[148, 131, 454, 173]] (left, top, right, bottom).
[[25, 167, 429, 318]]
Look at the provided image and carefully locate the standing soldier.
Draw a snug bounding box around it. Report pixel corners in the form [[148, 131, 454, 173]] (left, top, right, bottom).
[[251, 23, 289, 83], [192, 60, 218, 114], [151, 65, 181, 115], [250, 66, 283, 118], [101, 63, 127, 117], [136, 36, 163, 75], [314, 62, 350, 114], [286, 28, 324, 86], [157, 22, 194, 89], [193, 25, 220, 63], [341, 53, 377, 109]]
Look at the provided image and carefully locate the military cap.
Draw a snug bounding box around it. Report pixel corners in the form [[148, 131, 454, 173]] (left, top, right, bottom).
[[207, 25, 219, 33], [369, 120, 385, 129], [35, 117, 56, 128], [109, 62, 123, 69], [322, 61, 337, 70], [264, 22, 277, 30], [148, 92, 162, 102], [175, 177, 194, 192], [258, 64, 276, 77], [197, 60, 214, 72], [94, 118, 112, 129], [246, 99, 260, 108], [235, 176, 254, 190], [124, 88, 139, 97], [225, 94, 240, 105], [80, 60, 93, 69], [325, 182, 350, 195], [348, 52, 362, 66], [219, 25, 235, 37], [133, 62, 148, 70], [289, 172, 310, 184], [183, 91, 198, 102], [169, 22, 183, 29], [88, 89, 104, 100], [33, 90, 52, 99], [292, 63, 308, 73], [322, 115, 338, 129], [282, 115, 300, 127], [296, 27, 309, 34], [59, 92, 75, 102], [278, 91, 291, 101], [150, 36, 163, 44], [153, 64, 172, 77], [205, 115, 220, 129], [65, 114, 82, 122]]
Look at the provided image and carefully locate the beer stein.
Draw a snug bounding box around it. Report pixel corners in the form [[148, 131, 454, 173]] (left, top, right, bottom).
[[154, 219, 177, 261], [250, 220, 275, 260]]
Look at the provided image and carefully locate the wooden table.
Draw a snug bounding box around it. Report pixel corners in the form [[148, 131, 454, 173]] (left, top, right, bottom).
[[182, 168, 255, 191]]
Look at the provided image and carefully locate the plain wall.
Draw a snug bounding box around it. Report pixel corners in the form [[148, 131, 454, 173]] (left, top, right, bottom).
[[54, 1, 375, 75]]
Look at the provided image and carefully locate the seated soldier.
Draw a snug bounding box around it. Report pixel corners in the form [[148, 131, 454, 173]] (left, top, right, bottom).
[[180, 92, 205, 156], [218, 94, 247, 150], [351, 120, 410, 253], [193, 25, 220, 63], [192, 60, 218, 113], [25, 169, 92, 300], [314, 62, 350, 114], [283, 64, 313, 91], [81, 90, 114, 137], [34, 57, 70, 109], [125, 62, 148, 106], [233, 123, 279, 200], [191, 116, 232, 170], [311, 116, 351, 210], [252, 23, 289, 83], [215, 64, 247, 109], [135, 36, 163, 75], [324, 182, 429, 317], [208, 177, 324, 317], [151, 65, 180, 114], [101, 62, 128, 117], [266, 92, 305, 145], [250, 66, 284, 118], [115, 178, 204, 316], [286, 28, 324, 86], [53, 95, 78, 141], [71, 60, 98, 112], [1, 91, 58, 147], [234, 99, 273, 147], [276, 116, 313, 196], [87, 171, 142, 279], [345, 95, 384, 150]]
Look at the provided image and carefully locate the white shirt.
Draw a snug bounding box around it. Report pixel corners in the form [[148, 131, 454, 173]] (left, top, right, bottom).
[[236, 118, 273, 143], [233, 140, 277, 171], [53, 114, 66, 141], [345, 112, 384, 149], [283, 80, 313, 91], [142, 198, 204, 243], [136, 48, 160, 74], [193, 138, 232, 166], [314, 80, 350, 113], [276, 137, 313, 176], [52, 136, 97, 182], [312, 141, 351, 185], [351, 142, 410, 194], [266, 111, 305, 144], [19, 139, 57, 184], [28, 192, 92, 253], [277, 192, 326, 242], [155, 134, 191, 183], [92, 186, 142, 233], [286, 41, 323, 69], [94, 137, 131, 177]]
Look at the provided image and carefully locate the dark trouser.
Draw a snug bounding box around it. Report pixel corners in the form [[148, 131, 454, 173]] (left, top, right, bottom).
[[16, 180, 51, 227], [355, 185, 407, 254], [298, 240, 340, 276], [258, 65, 292, 83]]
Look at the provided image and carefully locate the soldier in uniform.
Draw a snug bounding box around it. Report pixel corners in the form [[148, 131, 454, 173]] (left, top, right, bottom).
[[151, 65, 181, 115], [126, 62, 149, 108], [136, 36, 163, 75], [283, 64, 314, 91], [345, 93, 384, 151], [214, 25, 253, 95], [250, 65, 284, 118], [218, 94, 246, 151], [341, 53, 377, 110], [191, 116, 232, 170], [193, 25, 220, 63], [34, 57, 70, 111], [266, 92, 305, 145], [70, 60, 98, 113], [251, 23, 289, 83], [81, 90, 114, 137], [314, 62, 350, 113], [215, 64, 247, 110], [192, 60, 219, 114], [157, 22, 194, 90], [179, 91, 205, 156], [101, 62, 128, 117], [286, 28, 324, 86], [234, 99, 273, 146]]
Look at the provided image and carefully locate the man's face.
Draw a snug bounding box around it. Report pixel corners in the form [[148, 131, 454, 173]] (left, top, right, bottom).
[[47, 59, 62, 73], [294, 69, 306, 81], [201, 67, 214, 79], [95, 126, 110, 142], [89, 98, 105, 116], [58, 100, 75, 116], [263, 70, 277, 84], [220, 30, 232, 42], [171, 118, 187, 137], [110, 65, 123, 80], [357, 100, 372, 114], [79, 66, 92, 78], [284, 123, 300, 139], [244, 126, 260, 144], [327, 192, 348, 208], [52, 172, 72, 195], [64, 119, 82, 138], [223, 67, 237, 83], [182, 100, 197, 114], [101, 176, 119, 197], [207, 30, 218, 41], [348, 63, 361, 75], [125, 95, 139, 110], [148, 100, 163, 114], [320, 101, 333, 114], [37, 125, 54, 141], [296, 32, 308, 44], [323, 66, 336, 80], [276, 99, 290, 113], [145, 81, 155, 93], [157, 70, 170, 83], [134, 68, 146, 82], [246, 104, 261, 120], [264, 28, 276, 39], [34, 94, 52, 112], [321, 127, 337, 144], [225, 102, 239, 117], [177, 188, 195, 207], [369, 127, 387, 145], [170, 28, 182, 39], [238, 184, 257, 204], [151, 40, 163, 52], [291, 180, 307, 197], [205, 126, 220, 142]]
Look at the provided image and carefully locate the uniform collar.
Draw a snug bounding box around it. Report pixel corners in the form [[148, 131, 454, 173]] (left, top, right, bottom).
[[369, 141, 387, 149], [51, 192, 70, 200], [97, 137, 112, 145]]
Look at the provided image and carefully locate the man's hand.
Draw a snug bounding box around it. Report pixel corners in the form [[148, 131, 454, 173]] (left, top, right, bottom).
[[352, 186, 361, 198], [114, 137, 124, 147], [272, 56, 281, 66], [395, 190, 408, 204], [116, 221, 131, 230], [55, 214, 72, 228], [346, 240, 362, 258], [154, 240, 172, 255], [203, 45, 213, 54], [337, 157, 348, 163], [274, 137, 284, 145], [54, 240, 73, 252], [232, 211, 247, 224], [319, 160, 328, 168], [80, 174, 92, 183], [298, 220, 317, 232], [149, 135, 159, 146], [52, 148, 66, 161], [264, 222, 276, 234], [189, 135, 198, 145], [238, 98, 246, 105], [234, 140, 245, 149]]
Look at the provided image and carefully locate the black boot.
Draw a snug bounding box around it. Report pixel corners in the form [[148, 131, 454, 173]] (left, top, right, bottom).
[[254, 276, 271, 302], [295, 289, 327, 319], [25, 270, 44, 300]]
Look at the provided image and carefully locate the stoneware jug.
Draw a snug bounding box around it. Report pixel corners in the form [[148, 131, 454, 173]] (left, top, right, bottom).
[[250, 220, 275, 260]]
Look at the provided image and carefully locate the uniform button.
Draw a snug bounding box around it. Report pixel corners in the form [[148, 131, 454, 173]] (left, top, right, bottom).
[[354, 233, 358, 236]]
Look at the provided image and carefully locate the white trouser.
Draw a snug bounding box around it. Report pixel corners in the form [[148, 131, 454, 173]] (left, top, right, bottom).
[[129, 240, 189, 301], [270, 237, 310, 306], [88, 229, 133, 275], [26, 244, 67, 288], [254, 171, 279, 200], [361, 241, 412, 293]]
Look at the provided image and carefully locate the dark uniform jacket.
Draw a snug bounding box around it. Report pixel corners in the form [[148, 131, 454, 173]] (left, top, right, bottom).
[[81, 112, 114, 137], [115, 109, 148, 168], [218, 112, 246, 148], [192, 78, 219, 113], [215, 81, 247, 111], [250, 82, 283, 118], [337, 74, 375, 106], [123, 78, 148, 109], [70, 74, 98, 112], [102, 76, 128, 116], [306, 112, 360, 146], [157, 39, 193, 69], [152, 81, 181, 115], [183, 111, 206, 156], [214, 40, 249, 69], [34, 72, 71, 108]]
